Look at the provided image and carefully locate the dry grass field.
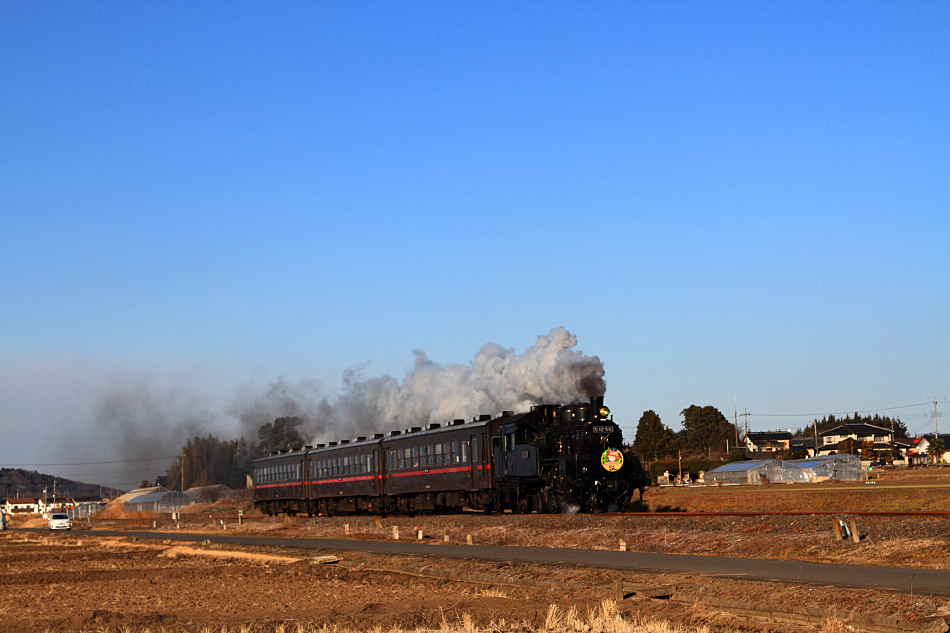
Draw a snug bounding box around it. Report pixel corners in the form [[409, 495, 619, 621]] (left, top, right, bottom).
[[3, 467, 948, 633]]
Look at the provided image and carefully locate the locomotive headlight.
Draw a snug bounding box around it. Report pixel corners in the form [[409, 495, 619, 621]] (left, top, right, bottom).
[[599, 406, 610, 419]]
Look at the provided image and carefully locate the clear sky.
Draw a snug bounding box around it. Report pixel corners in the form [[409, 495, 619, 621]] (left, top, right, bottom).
[[2, 1, 948, 490]]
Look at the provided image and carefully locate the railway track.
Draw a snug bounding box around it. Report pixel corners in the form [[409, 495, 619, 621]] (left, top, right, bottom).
[[83, 508, 950, 524]]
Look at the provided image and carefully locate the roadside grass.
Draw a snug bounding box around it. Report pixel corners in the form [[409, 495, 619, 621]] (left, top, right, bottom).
[[46, 601, 721, 633], [91, 502, 161, 527]]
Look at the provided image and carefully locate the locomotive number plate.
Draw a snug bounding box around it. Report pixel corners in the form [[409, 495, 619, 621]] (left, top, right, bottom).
[[592, 425, 613, 434]]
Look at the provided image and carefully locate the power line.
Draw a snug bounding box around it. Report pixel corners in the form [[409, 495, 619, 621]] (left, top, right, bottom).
[[1, 456, 177, 467], [748, 401, 936, 418], [58, 466, 169, 478]]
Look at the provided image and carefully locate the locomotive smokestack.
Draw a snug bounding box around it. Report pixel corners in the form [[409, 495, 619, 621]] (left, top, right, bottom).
[[590, 396, 604, 417]]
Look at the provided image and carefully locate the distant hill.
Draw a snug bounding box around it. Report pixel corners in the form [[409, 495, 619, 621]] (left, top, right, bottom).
[[0, 468, 122, 501]]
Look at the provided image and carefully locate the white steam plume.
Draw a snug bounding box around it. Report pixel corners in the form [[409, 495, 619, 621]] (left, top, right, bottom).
[[230, 327, 606, 443]]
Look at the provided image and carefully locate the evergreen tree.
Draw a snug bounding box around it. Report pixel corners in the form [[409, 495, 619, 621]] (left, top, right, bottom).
[[633, 410, 676, 461], [680, 405, 735, 455], [927, 437, 945, 464]]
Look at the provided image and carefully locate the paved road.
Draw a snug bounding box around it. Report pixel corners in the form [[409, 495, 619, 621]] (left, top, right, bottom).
[[29, 529, 950, 596]]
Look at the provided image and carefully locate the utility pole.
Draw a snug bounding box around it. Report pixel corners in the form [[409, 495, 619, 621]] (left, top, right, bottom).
[[936, 399, 939, 437], [743, 409, 749, 438], [734, 395, 740, 448], [181, 447, 186, 493]]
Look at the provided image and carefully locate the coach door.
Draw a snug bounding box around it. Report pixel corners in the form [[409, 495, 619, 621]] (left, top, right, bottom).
[[372, 449, 380, 496], [470, 434, 489, 488]]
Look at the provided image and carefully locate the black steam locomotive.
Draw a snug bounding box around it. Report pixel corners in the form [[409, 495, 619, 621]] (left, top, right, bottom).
[[252, 396, 648, 516]]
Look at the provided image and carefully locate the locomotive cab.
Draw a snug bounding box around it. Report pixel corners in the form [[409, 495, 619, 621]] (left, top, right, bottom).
[[493, 419, 541, 479]]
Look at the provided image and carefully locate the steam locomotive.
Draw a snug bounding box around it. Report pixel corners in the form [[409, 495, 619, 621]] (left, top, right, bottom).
[[251, 396, 649, 516]]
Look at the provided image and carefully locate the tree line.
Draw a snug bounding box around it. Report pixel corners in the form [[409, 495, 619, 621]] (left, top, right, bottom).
[[159, 417, 306, 491], [793, 412, 908, 438], [631, 405, 741, 462]]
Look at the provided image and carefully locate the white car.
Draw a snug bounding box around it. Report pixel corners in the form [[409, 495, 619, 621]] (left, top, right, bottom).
[[48, 513, 71, 531]]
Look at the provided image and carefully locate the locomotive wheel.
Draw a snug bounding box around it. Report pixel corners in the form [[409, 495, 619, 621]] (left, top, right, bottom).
[[546, 491, 561, 514], [516, 496, 529, 515]]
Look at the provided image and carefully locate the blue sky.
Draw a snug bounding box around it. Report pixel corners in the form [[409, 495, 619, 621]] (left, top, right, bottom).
[[2, 1, 948, 489]]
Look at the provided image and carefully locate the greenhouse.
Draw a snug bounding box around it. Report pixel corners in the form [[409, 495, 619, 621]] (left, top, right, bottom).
[[116, 487, 195, 513], [705, 453, 866, 485]]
